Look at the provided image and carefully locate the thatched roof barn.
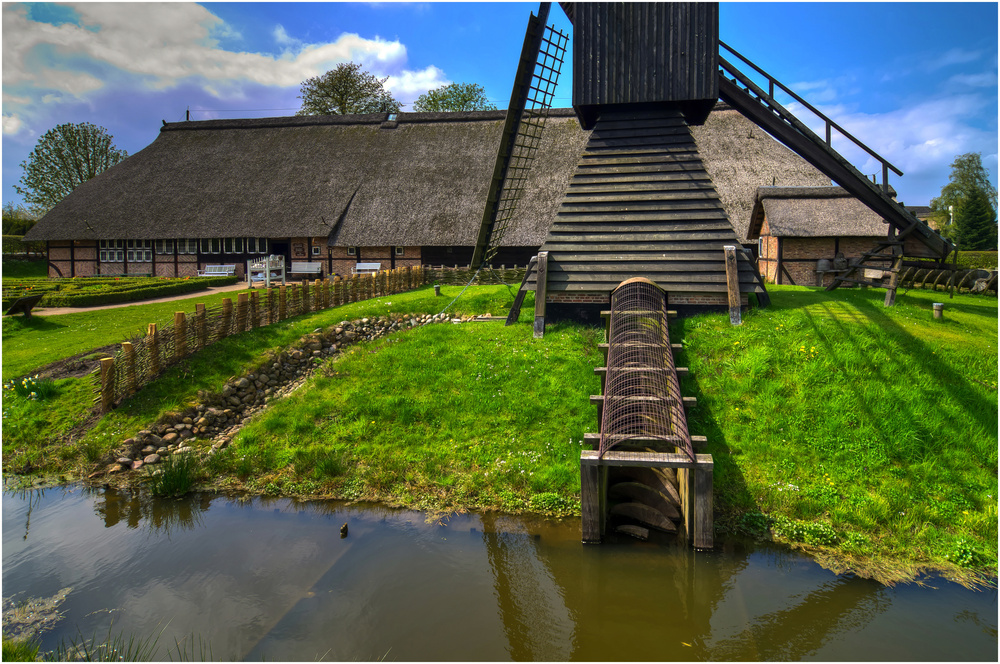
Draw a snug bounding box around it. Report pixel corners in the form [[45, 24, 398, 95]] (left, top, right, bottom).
[[26, 103, 829, 248], [747, 186, 892, 240]]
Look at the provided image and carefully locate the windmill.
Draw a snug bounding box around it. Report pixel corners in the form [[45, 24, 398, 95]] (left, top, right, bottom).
[[491, 2, 953, 335]]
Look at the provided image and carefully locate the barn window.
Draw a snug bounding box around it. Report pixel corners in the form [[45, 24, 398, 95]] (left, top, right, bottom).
[[155, 239, 174, 254], [347, 247, 356, 256], [200, 238, 221, 254], [395, 247, 405, 256], [312, 246, 321, 256]]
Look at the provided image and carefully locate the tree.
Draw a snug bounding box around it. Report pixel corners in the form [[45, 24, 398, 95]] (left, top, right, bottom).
[[930, 152, 998, 249], [296, 62, 401, 116], [954, 186, 998, 251], [2, 202, 36, 236], [412, 82, 497, 112], [15, 122, 128, 216]]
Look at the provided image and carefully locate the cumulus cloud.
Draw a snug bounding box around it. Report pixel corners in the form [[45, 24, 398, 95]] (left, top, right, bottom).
[[3, 3, 415, 97], [386, 66, 449, 97], [2, 113, 25, 136], [787, 94, 997, 201]]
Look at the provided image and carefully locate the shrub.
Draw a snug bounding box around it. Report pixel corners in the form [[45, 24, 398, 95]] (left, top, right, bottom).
[[146, 453, 203, 497]]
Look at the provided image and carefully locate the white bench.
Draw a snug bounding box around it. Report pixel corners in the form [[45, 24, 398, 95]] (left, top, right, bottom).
[[290, 261, 323, 275], [198, 264, 236, 276], [352, 262, 381, 275]]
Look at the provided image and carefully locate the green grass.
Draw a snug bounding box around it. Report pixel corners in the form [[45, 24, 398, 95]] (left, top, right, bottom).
[[2, 281, 996, 582], [1, 284, 536, 477], [675, 285, 997, 582], [2, 637, 40, 662], [207, 320, 600, 513]]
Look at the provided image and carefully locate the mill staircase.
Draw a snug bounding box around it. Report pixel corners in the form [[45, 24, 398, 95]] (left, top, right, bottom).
[[716, 41, 954, 299]]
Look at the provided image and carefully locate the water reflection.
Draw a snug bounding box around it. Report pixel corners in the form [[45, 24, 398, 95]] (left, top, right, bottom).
[[2, 488, 996, 661]]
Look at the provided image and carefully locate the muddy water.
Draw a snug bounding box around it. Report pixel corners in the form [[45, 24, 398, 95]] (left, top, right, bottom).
[[2, 486, 996, 661]]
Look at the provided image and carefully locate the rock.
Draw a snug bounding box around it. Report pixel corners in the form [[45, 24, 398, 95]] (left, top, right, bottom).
[[157, 447, 167, 455], [144, 454, 161, 464], [131, 460, 144, 471], [179, 429, 194, 439], [228, 396, 242, 407], [182, 417, 193, 425], [117, 457, 132, 466], [236, 377, 251, 389], [142, 445, 157, 455], [162, 432, 180, 444]]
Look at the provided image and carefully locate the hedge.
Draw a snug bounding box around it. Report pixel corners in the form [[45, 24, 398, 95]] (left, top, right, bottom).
[[2, 276, 239, 310], [954, 251, 998, 270], [2, 235, 45, 255]]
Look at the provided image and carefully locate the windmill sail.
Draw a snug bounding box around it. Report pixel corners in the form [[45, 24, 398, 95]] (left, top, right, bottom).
[[470, 2, 568, 269]]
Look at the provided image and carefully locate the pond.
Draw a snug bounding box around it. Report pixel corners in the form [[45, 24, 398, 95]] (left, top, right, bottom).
[[2, 486, 996, 661]]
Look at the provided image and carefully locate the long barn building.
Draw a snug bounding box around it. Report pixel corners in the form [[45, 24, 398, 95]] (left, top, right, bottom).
[[25, 105, 830, 300]]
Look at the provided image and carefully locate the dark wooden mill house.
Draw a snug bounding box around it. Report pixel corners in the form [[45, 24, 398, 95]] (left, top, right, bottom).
[[476, 2, 953, 548]]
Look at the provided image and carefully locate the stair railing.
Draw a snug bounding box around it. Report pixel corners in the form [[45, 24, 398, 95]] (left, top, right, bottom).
[[718, 40, 902, 195]]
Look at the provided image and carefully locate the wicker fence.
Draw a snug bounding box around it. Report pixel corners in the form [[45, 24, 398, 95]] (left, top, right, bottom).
[[422, 264, 528, 286], [95, 266, 425, 411]]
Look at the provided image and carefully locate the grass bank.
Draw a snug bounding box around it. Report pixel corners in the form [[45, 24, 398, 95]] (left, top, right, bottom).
[[2, 282, 996, 583]]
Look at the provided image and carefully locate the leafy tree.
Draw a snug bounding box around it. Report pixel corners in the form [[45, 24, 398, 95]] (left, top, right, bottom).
[[930, 152, 998, 248], [296, 62, 401, 116], [412, 82, 497, 112], [15, 122, 128, 216], [2, 202, 36, 236]]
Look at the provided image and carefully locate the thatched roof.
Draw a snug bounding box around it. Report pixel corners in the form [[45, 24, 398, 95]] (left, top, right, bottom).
[[26, 103, 834, 246], [747, 186, 894, 239], [26, 109, 590, 246], [690, 104, 831, 242]]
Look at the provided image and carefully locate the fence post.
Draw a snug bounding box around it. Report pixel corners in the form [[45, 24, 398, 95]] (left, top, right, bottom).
[[122, 342, 137, 395], [249, 290, 259, 329], [220, 298, 233, 339], [236, 293, 248, 334], [266, 288, 274, 325], [174, 312, 187, 360], [147, 323, 160, 376], [279, 286, 287, 321], [724, 246, 742, 326], [195, 304, 207, 350], [302, 283, 310, 314], [100, 357, 115, 413], [352, 274, 360, 302]]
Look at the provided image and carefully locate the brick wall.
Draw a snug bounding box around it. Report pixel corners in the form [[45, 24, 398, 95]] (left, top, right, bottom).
[[546, 291, 609, 304]]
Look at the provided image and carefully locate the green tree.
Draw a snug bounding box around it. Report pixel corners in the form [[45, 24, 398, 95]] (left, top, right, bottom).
[[296, 62, 401, 116], [15, 122, 128, 216], [954, 187, 998, 251], [2, 202, 36, 236], [930, 152, 998, 248], [412, 82, 497, 112]]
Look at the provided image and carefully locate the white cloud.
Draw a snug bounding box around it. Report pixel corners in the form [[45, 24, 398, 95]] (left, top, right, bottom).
[[385, 66, 449, 97], [948, 72, 998, 88], [2, 113, 25, 136], [2, 3, 414, 97], [928, 47, 984, 70], [786, 95, 997, 201]]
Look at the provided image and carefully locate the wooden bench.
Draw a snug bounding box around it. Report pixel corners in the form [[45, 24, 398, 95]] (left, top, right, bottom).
[[352, 262, 381, 275], [290, 261, 323, 276], [197, 265, 236, 277]]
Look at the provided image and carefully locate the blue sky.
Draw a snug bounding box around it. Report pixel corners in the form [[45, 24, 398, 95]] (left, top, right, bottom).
[[3, 2, 997, 210]]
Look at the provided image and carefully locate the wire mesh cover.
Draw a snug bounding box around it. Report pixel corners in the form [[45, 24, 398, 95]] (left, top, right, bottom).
[[599, 278, 694, 461]]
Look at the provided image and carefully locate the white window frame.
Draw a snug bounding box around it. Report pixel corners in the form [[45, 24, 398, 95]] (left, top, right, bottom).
[[224, 237, 245, 254], [312, 245, 322, 256], [347, 246, 356, 256], [200, 238, 221, 254], [395, 246, 404, 256], [155, 239, 174, 255]]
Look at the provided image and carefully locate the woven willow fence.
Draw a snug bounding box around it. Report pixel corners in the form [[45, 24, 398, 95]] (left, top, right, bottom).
[[95, 266, 425, 412]]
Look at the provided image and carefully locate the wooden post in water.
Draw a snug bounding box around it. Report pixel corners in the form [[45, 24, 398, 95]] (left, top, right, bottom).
[[580, 461, 606, 543], [724, 246, 741, 326], [174, 312, 188, 360], [100, 357, 115, 413], [122, 342, 137, 395], [147, 324, 160, 376], [534, 251, 548, 339], [693, 458, 714, 549]]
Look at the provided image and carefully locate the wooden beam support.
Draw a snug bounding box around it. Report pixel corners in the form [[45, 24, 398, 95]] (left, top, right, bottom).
[[724, 245, 742, 325], [581, 450, 713, 470], [584, 432, 707, 449], [580, 460, 606, 543], [534, 251, 548, 339]]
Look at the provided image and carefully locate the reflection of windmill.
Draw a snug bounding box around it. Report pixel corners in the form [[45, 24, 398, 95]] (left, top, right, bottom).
[[491, 2, 953, 334]]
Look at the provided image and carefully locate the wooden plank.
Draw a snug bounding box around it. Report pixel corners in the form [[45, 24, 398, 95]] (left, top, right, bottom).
[[543, 251, 739, 262], [591, 393, 696, 407], [694, 463, 714, 549], [560, 200, 725, 214], [581, 450, 713, 469], [568, 180, 717, 194], [724, 246, 742, 326], [564, 191, 720, 204]]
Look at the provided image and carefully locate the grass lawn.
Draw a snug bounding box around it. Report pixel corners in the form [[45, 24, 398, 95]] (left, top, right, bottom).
[[1, 259, 47, 279], [1, 281, 996, 583]]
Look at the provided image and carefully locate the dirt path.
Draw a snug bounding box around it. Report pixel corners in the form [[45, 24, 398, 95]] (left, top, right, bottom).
[[30, 281, 252, 316]]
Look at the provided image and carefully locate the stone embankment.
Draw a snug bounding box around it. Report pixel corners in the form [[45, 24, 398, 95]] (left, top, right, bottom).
[[100, 312, 481, 478]]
